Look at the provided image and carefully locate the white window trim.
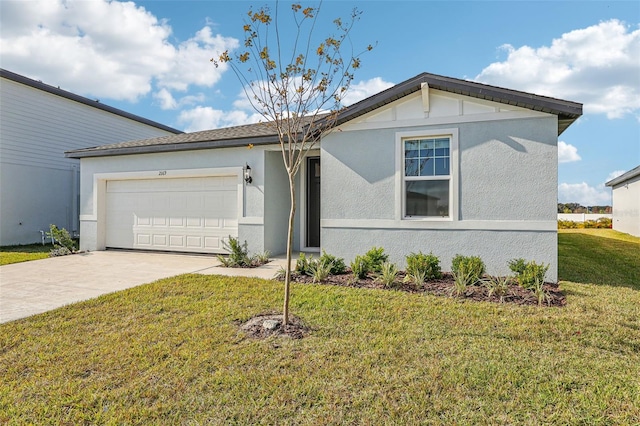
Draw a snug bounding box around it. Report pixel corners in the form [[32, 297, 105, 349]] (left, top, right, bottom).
[[395, 128, 459, 221]]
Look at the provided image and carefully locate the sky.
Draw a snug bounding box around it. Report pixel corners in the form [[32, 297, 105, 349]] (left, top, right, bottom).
[[1, 0, 638, 206]]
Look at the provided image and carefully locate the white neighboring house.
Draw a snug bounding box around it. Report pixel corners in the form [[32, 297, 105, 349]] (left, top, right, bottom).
[[67, 72, 583, 282], [0, 69, 182, 246], [606, 165, 640, 237]]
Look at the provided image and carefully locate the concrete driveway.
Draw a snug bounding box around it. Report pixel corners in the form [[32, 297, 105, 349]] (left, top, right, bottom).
[[0, 250, 285, 323]]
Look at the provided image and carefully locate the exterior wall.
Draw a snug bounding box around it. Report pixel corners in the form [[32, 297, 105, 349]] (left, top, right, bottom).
[[78, 146, 276, 255], [0, 77, 176, 245], [611, 174, 640, 237], [321, 89, 559, 281]]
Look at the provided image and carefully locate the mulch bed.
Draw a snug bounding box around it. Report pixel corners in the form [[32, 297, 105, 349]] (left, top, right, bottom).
[[286, 271, 566, 307]]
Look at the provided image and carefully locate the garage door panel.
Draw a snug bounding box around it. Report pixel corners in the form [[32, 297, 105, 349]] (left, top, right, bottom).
[[105, 176, 238, 253]]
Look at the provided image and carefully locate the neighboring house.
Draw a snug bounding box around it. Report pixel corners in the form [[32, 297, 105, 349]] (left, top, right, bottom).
[[0, 69, 182, 246], [67, 72, 582, 281], [605, 165, 640, 237]]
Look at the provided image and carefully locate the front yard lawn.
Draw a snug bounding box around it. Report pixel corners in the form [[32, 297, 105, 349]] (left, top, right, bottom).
[[2, 273, 639, 424], [0, 243, 50, 266]]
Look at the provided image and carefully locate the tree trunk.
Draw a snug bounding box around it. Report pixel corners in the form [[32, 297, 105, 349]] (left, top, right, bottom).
[[283, 172, 296, 326]]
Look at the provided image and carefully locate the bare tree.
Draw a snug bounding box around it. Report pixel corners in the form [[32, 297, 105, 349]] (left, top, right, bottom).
[[214, 1, 371, 326]]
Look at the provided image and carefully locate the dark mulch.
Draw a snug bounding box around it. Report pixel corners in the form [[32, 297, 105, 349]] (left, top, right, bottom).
[[287, 271, 566, 307]]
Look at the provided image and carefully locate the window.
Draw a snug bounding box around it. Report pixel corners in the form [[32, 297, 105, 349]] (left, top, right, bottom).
[[403, 136, 451, 218]]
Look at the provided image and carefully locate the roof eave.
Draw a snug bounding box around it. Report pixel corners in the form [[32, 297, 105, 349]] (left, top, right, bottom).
[[65, 135, 281, 159], [605, 165, 640, 187]]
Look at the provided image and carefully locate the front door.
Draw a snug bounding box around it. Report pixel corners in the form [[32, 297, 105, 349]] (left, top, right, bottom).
[[306, 157, 321, 248]]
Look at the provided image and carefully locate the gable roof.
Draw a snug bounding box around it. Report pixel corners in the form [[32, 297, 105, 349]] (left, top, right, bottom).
[[66, 71, 582, 159], [1, 68, 182, 135], [605, 165, 640, 187]]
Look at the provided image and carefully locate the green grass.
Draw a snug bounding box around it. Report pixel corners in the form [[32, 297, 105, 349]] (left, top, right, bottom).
[[1, 229, 639, 424], [559, 229, 640, 289], [0, 243, 51, 265]]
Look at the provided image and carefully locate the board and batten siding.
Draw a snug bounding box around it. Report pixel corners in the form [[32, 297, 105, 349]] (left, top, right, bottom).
[[0, 75, 178, 245]]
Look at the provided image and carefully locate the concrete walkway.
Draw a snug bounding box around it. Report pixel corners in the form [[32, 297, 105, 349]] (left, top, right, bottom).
[[0, 250, 289, 324]]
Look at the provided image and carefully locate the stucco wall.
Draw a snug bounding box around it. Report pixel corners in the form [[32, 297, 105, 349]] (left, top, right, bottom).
[[78, 143, 313, 256], [611, 174, 640, 237], [0, 77, 175, 245], [321, 115, 559, 281]]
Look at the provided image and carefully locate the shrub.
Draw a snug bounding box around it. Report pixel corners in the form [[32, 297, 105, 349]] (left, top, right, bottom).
[[405, 252, 441, 280], [363, 247, 388, 273], [451, 254, 485, 285], [508, 258, 527, 276], [253, 250, 271, 265], [350, 255, 370, 279], [516, 261, 550, 290], [319, 250, 346, 275], [47, 224, 77, 253], [403, 269, 428, 288], [309, 260, 332, 283], [295, 253, 314, 275], [482, 275, 510, 303], [217, 236, 251, 267], [451, 264, 475, 297], [375, 262, 398, 288], [509, 258, 549, 290]]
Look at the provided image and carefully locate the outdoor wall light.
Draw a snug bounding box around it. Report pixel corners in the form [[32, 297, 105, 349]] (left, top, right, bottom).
[[244, 163, 253, 184]]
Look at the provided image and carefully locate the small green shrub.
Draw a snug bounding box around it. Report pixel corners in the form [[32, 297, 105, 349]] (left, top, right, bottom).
[[46, 225, 76, 256], [481, 275, 510, 303], [217, 236, 251, 267], [309, 260, 332, 283], [405, 252, 441, 280], [254, 250, 271, 265], [350, 255, 370, 279], [363, 247, 388, 273], [531, 274, 550, 306], [319, 250, 346, 275], [403, 269, 428, 288], [508, 258, 527, 276], [375, 262, 398, 288], [451, 265, 475, 297], [295, 253, 314, 275], [451, 254, 485, 284], [516, 261, 550, 290]]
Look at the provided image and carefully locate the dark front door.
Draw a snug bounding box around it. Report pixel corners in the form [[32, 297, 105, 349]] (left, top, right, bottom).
[[306, 157, 321, 248]]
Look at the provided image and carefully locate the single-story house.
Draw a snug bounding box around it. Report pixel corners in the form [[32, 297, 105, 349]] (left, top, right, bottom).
[[0, 69, 182, 246], [66, 72, 582, 281], [606, 165, 640, 237]]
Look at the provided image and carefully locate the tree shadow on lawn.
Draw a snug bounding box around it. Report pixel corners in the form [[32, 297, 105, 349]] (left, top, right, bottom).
[[558, 232, 640, 290]]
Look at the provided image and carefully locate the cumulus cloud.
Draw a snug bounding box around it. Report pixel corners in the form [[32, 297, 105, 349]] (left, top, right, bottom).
[[558, 141, 581, 163], [177, 106, 263, 132], [558, 182, 611, 206], [341, 77, 395, 106], [0, 0, 237, 102], [475, 20, 640, 119]]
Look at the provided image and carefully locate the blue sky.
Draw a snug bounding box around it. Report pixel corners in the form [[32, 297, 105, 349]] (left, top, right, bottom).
[[1, 0, 638, 206]]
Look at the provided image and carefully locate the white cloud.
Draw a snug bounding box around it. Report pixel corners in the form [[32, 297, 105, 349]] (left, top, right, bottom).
[[475, 20, 640, 119], [558, 141, 581, 163], [341, 77, 395, 106], [0, 0, 237, 102], [154, 89, 178, 110], [558, 182, 611, 206], [606, 170, 626, 182], [177, 106, 262, 132]]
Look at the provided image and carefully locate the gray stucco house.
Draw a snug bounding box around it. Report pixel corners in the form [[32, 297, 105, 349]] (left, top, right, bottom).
[[67, 73, 582, 281], [606, 165, 640, 237], [0, 69, 181, 246]]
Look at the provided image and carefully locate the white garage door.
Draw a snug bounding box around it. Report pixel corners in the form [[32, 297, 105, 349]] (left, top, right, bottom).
[[105, 176, 238, 253]]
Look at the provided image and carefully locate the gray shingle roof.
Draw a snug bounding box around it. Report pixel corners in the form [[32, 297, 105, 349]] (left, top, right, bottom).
[[66, 72, 583, 159], [1, 68, 182, 135]]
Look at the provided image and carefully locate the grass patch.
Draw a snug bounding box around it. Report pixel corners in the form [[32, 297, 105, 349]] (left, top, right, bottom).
[[0, 244, 50, 266], [2, 274, 639, 424], [559, 229, 640, 289]]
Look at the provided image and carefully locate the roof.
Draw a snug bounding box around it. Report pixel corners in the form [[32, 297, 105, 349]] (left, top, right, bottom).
[[66, 71, 582, 159], [605, 165, 640, 187], [1, 68, 182, 135]]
